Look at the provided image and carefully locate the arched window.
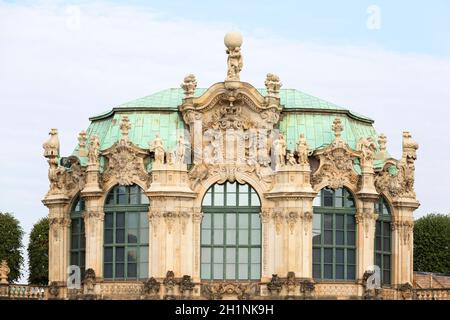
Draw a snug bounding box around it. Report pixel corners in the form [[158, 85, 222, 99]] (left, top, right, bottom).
[[70, 196, 86, 277], [103, 185, 150, 280], [201, 182, 261, 281], [375, 197, 392, 285], [312, 187, 356, 281]]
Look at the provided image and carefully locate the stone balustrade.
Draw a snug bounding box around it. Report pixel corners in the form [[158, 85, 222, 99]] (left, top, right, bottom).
[[0, 284, 47, 300], [414, 288, 450, 300]]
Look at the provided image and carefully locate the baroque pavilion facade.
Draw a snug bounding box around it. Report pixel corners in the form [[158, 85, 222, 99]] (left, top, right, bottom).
[[42, 32, 419, 300]]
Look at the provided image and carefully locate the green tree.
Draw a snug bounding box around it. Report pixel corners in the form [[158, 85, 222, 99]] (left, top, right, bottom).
[[0, 212, 24, 282], [414, 213, 450, 273], [28, 217, 49, 285]]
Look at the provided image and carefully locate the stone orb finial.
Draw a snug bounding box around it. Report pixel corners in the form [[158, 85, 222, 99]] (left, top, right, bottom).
[[224, 31, 243, 49]]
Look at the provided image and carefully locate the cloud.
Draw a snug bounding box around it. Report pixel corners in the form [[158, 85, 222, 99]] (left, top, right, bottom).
[[0, 1, 449, 282]]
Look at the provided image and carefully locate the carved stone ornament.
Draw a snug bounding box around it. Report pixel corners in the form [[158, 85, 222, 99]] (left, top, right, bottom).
[[143, 277, 161, 295], [357, 136, 376, 169], [43, 128, 60, 158], [299, 279, 315, 296], [83, 268, 96, 294], [0, 260, 10, 284], [163, 271, 176, 291], [179, 275, 195, 294], [224, 32, 243, 81], [102, 138, 150, 187], [149, 134, 165, 165], [202, 282, 259, 300], [355, 208, 378, 238], [296, 133, 310, 165], [264, 73, 282, 98], [375, 132, 418, 199], [285, 272, 297, 294], [392, 220, 414, 245], [311, 118, 360, 190], [88, 135, 100, 166], [267, 274, 283, 295], [181, 74, 197, 98], [48, 281, 60, 298], [398, 283, 414, 300], [286, 211, 299, 234]]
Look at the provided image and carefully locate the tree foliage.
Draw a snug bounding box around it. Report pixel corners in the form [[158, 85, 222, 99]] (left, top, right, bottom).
[[28, 217, 49, 285], [414, 213, 450, 273], [0, 212, 24, 282]]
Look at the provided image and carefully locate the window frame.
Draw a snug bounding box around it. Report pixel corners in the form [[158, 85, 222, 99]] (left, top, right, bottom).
[[201, 182, 261, 281], [374, 196, 392, 286], [103, 185, 150, 281], [312, 187, 357, 282]]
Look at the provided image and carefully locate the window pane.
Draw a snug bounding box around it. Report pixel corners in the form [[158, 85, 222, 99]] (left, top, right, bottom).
[[201, 248, 211, 263], [214, 230, 224, 245], [335, 197, 343, 208], [203, 192, 212, 206], [127, 248, 137, 263], [383, 271, 391, 284], [251, 214, 260, 229], [203, 214, 211, 228], [251, 230, 261, 245], [71, 252, 78, 265], [140, 212, 148, 228], [129, 193, 139, 205], [201, 264, 211, 279], [347, 249, 355, 264], [336, 231, 344, 245], [313, 193, 321, 206], [251, 264, 260, 279], [117, 186, 127, 205], [80, 234, 85, 248], [140, 227, 149, 244], [141, 193, 150, 205], [72, 219, 80, 232], [336, 249, 344, 264], [384, 255, 391, 269], [226, 248, 236, 263], [116, 229, 125, 243], [139, 262, 148, 279], [335, 215, 344, 229], [375, 254, 381, 267], [238, 214, 249, 228], [324, 230, 333, 245], [376, 221, 381, 236], [226, 264, 235, 279], [128, 229, 138, 243], [347, 231, 355, 246], [104, 247, 113, 263], [104, 263, 113, 278], [313, 248, 321, 263], [213, 264, 223, 279], [383, 237, 391, 251], [106, 192, 114, 205], [344, 195, 355, 208], [238, 184, 248, 194], [238, 248, 248, 263], [313, 214, 321, 233], [238, 230, 249, 245], [324, 264, 333, 279], [251, 193, 260, 206], [140, 246, 148, 262], [105, 213, 113, 228], [213, 248, 223, 263], [71, 235, 79, 249], [116, 247, 125, 262], [226, 214, 236, 228], [346, 216, 355, 230], [226, 192, 236, 206], [106, 228, 116, 245], [313, 234, 321, 245], [127, 263, 137, 277], [376, 237, 382, 250], [214, 192, 224, 206], [201, 229, 211, 245], [313, 264, 321, 279], [323, 189, 333, 207], [251, 248, 260, 264], [324, 214, 333, 229], [127, 213, 139, 228], [214, 214, 224, 229], [347, 265, 356, 280], [238, 264, 248, 279], [116, 213, 125, 228], [324, 248, 333, 263], [228, 183, 236, 192], [383, 222, 391, 237], [115, 263, 124, 278], [215, 184, 224, 193], [336, 265, 344, 279], [226, 230, 236, 245], [238, 193, 248, 206]]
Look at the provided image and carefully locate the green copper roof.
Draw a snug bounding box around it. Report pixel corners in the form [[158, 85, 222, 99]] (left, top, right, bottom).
[[91, 88, 373, 123], [75, 87, 384, 169]]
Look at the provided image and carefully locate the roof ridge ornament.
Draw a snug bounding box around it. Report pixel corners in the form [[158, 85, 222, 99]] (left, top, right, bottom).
[[332, 117, 343, 139], [224, 31, 243, 82], [265, 73, 282, 98], [181, 74, 197, 99], [120, 115, 131, 140]]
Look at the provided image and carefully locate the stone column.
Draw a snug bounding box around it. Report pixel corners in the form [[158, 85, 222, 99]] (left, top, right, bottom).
[[44, 196, 70, 286], [81, 136, 104, 278], [147, 162, 196, 279], [392, 199, 418, 286]]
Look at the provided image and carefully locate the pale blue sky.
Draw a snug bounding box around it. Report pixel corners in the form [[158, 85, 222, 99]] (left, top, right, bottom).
[[0, 0, 449, 283]]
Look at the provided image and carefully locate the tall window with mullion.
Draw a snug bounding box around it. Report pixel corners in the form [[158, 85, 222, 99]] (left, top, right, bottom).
[[201, 182, 261, 281], [312, 187, 357, 281], [104, 185, 150, 280], [374, 196, 392, 285], [70, 196, 86, 277]]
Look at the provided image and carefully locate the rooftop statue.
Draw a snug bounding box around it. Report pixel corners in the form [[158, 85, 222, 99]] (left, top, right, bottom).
[[224, 31, 243, 81]]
